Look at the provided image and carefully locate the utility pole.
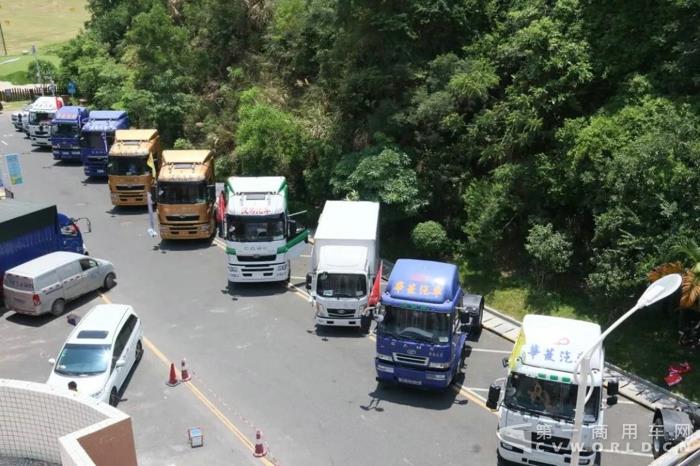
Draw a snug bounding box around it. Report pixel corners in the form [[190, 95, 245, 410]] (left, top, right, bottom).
[[0, 22, 7, 56]]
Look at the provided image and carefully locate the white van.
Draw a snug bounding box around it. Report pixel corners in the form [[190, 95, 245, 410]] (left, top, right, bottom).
[[47, 303, 143, 406], [3, 251, 116, 316]]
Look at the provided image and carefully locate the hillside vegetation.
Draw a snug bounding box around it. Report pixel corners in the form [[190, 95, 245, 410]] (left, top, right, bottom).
[[58, 1, 700, 396]]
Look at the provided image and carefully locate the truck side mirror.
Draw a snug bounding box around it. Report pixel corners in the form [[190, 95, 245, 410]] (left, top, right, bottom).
[[207, 185, 215, 203], [289, 219, 298, 237], [486, 383, 501, 410], [305, 273, 312, 290], [502, 357, 509, 368]]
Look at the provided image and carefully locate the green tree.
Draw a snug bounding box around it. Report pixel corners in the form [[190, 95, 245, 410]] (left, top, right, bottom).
[[525, 223, 572, 289], [26, 60, 57, 84], [411, 221, 449, 259]]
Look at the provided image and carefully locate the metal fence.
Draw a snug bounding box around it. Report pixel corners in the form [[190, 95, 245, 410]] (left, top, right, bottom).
[[2, 86, 66, 103]]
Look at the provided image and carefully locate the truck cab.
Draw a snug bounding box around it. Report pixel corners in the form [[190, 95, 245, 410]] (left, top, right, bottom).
[[51, 106, 89, 161], [108, 129, 162, 206], [29, 96, 64, 147], [374, 259, 483, 389], [156, 150, 216, 239], [220, 176, 309, 284], [487, 315, 616, 466], [306, 200, 380, 333], [80, 110, 130, 177]]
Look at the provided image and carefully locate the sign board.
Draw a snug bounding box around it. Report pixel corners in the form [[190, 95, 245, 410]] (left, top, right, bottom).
[[4, 154, 23, 185], [67, 81, 77, 96]]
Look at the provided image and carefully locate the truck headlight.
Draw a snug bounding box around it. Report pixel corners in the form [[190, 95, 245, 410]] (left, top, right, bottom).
[[376, 353, 393, 362], [428, 361, 451, 369], [376, 363, 394, 373], [277, 263, 288, 271], [426, 373, 447, 381], [199, 224, 209, 231]]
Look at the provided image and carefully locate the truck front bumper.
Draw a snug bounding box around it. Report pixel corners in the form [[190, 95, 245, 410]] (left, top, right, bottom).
[[496, 431, 598, 466], [160, 222, 213, 240], [111, 191, 149, 206], [228, 262, 288, 283], [31, 136, 51, 147], [53, 148, 82, 161], [375, 360, 452, 389], [315, 313, 361, 327]]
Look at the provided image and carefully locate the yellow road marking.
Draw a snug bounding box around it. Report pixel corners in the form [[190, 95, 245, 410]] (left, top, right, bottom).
[[99, 293, 276, 465]]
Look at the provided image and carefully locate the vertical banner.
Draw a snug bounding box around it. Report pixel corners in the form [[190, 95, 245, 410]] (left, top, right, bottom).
[[146, 192, 157, 238], [4, 154, 23, 185]]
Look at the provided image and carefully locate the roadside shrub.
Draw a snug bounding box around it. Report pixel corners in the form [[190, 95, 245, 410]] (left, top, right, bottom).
[[412, 221, 449, 258], [26, 59, 57, 84], [525, 223, 572, 289]]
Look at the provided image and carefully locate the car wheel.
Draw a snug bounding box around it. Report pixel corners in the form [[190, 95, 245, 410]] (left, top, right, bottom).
[[135, 340, 144, 363], [102, 273, 116, 291], [109, 387, 119, 407], [51, 299, 66, 316]]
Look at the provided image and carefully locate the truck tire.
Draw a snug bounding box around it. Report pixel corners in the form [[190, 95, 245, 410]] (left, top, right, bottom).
[[51, 299, 66, 316], [102, 273, 116, 291]]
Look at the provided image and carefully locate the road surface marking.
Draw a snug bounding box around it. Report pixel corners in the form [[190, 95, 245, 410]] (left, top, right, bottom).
[[300, 254, 311, 258], [1, 140, 7, 146], [99, 293, 276, 466], [290, 276, 306, 280], [601, 449, 653, 457]]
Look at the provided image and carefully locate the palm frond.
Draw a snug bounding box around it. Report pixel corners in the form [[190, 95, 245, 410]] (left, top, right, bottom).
[[671, 238, 700, 265], [648, 261, 684, 283]]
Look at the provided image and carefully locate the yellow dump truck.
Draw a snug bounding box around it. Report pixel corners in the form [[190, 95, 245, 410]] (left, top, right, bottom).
[[107, 129, 162, 206], [156, 150, 217, 240]]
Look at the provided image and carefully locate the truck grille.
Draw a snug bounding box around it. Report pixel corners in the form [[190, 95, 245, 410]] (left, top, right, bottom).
[[116, 185, 145, 191], [393, 353, 429, 366], [531, 433, 572, 455], [237, 255, 276, 262], [166, 214, 199, 222], [327, 308, 356, 318]]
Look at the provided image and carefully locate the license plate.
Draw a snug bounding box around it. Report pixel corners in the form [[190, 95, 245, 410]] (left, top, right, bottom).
[[398, 378, 422, 386]]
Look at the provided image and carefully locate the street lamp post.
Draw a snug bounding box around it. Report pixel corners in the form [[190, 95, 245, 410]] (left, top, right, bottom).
[[570, 273, 682, 465]]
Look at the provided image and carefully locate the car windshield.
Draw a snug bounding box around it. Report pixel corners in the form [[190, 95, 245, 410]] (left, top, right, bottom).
[[503, 372, 600, 423], [81, 132, 114, 151], [317, 273, 367, 298], [158, 181, 207, 204], [55, 344, 111, 376], [108, 156, 149, 176], [378, 305, 451, 344], [29, 111, 54, 125], [52, 123, 79, 137], [226, 214, 285, 242]]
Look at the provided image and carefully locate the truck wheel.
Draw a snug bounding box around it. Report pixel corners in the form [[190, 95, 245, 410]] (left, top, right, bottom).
[[51, 299, 66, 316], [496, 451, 511, 466], [102, 273, 116, 291]]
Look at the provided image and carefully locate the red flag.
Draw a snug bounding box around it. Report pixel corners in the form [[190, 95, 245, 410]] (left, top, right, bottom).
[[368, 261, 383, 306], [216, 192, 225, 223]]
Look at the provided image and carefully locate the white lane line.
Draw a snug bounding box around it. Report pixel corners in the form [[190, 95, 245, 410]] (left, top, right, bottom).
[[300, 254, 311, 258], [1, 141, 7, 146], [290, 276, 306, 280], [464, 387, 489, 392], [468, 348, 511, 354]]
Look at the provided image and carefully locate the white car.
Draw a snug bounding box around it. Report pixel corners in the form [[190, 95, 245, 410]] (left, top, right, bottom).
[[47, 304, 143, 406]]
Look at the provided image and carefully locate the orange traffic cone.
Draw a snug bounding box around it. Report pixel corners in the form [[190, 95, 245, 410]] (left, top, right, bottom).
[[166, 363, 180, 387], [181, 358, 192, 382], [253, 429, 267, 457]]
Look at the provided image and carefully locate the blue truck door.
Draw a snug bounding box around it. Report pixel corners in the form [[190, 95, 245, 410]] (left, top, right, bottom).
[[56, 213, 85, 254]]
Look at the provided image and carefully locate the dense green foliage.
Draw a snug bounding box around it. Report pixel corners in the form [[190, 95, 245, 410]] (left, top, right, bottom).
[[63, 0, 700, 306], [26, 59, 58, 83], [412, 221, 450, 259]]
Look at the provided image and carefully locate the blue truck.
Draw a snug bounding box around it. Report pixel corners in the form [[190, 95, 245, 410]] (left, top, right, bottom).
[[0, 200, 89, 299], [374, 259, 483, 389], [51, 106, 90, 161], [80, 110, 130, 177]]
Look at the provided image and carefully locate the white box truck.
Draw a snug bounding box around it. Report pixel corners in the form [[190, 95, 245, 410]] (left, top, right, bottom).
[[486, 315, 620, 466], [305, 200, 380, 333]]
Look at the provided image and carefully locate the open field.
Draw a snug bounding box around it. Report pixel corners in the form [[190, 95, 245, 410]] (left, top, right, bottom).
[[0, 0, 88, 54], [0, 54, 61, 84]]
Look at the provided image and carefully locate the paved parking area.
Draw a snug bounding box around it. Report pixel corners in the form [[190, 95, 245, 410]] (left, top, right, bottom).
[[0, 113, 657, 465]]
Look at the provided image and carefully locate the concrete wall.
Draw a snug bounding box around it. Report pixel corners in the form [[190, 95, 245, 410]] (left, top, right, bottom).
[[0, 379, 136, 466]]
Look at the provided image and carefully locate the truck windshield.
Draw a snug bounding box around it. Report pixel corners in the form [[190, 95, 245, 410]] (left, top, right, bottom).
[[108, 156, 149, 176], [55, 344, 111, 376], [317, 273, 367, 298], [81, 132, 114, 151], [29, 111, 54, 125], [379, 305, 451, 344], [158, 181, 207, 204], [503, 372, 600, 423], [226, 214, 285, 242], [52, 123, 79, 137]]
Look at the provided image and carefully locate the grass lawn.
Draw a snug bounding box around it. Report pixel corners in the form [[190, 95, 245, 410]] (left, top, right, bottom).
[[460, 260, 700, 403], [0, 0, 88, 55], [0, 54, 61, 84]]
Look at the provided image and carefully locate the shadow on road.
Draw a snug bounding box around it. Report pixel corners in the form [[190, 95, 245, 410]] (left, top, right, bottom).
[[156, 238, 215, 252], [4, 290, 102, 328], [224, 281, 289, 299], [309, 325, 366, 340], [363, 376, 468, 412], [82, 177, 107, 185]]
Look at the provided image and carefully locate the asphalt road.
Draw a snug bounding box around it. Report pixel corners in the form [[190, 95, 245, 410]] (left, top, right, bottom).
[[0, 113, 656, 466]]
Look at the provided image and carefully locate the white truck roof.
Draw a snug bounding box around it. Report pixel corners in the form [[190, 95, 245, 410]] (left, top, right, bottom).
[[225, 176, 287, 216], [30, 96, 63, 112], [314, 201, 380, 241], [512, 315, 603, 379]]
